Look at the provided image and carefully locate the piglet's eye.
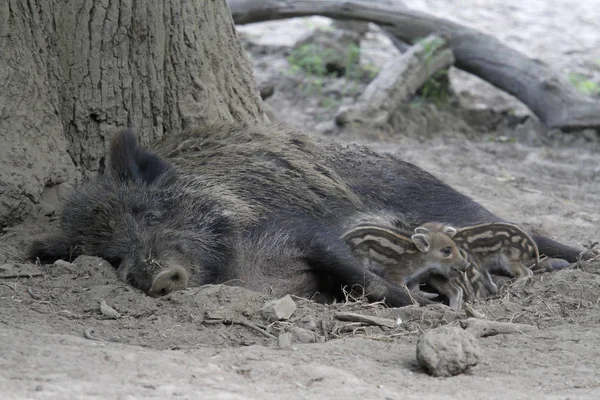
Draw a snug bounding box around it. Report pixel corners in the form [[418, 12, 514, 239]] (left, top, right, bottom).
[[440, 246, 452, 257]]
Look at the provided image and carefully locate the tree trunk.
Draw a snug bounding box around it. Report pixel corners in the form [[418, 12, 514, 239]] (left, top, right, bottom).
[[228, 0, 600, 131], [0, 0, 263, 227]]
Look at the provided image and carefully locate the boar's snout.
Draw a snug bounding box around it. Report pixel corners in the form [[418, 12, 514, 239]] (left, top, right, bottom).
[[148, 265, 189, 297]]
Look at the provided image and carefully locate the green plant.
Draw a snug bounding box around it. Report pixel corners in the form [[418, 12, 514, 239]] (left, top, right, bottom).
[[286, 35, 381, 106], [319, 95, 342, 109], [345, 43, 361, 75], [410, 36, 452, 107], [568, 72, 600, 97], [288, 37, 379, 82], [416, 36, 441, 61], [361, 63, 380, 81], [299, 77, 325, 97], [288, 43, 335, 77], [411, 68, 451, 107]]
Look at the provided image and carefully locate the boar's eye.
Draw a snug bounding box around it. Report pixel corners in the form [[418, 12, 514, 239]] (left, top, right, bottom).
[[440, 246, 452, 257], [142, 210, 162, 226]]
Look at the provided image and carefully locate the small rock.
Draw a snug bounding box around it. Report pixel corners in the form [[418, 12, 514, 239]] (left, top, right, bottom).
[[100, 300, 121, 319], [291, 327, 318, 344], [72, 256, 117, 279], [416, 326, 481, 377], [582, 300, 594, 308], [313, 120, 337, 135], [261, 295, 297, 321], [404, 321, 420, 333], [51, 260, 77, 277], [278, 332, 293, 349], [300, 316, 318, 331]]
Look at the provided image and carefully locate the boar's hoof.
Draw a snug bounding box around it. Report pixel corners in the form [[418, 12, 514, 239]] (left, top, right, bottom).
[[148, 266, 189, 297]]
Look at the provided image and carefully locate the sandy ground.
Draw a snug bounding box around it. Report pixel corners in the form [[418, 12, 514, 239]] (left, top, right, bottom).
[[2, 1, 600, 399]]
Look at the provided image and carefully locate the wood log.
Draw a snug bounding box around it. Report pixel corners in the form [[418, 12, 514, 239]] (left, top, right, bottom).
[[460, 318, 537, 338], [228, 0, 600, 131], [335, 34, 455, 126]]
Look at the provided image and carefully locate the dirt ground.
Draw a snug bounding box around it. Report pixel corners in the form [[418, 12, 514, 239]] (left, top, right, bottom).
[[2, 2, 600, 399]]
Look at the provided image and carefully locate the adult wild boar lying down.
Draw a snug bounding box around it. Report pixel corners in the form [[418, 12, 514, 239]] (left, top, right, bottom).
[[29, 123, 581, 307]]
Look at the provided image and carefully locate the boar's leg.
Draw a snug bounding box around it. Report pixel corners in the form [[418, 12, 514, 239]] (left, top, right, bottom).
[[250, 214, 433, 307], [530, 234, 582, 264], [28, 232, 81, 264]]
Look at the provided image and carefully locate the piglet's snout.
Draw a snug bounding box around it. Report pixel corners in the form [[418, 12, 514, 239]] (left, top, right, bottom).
[[148, 266, 189, 297]]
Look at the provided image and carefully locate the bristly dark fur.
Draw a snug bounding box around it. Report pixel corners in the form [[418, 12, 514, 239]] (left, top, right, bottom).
[[28, 123, 583, 305]]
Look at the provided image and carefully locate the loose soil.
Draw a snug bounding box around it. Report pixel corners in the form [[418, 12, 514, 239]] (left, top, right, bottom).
[[1, 2, 599, 399]]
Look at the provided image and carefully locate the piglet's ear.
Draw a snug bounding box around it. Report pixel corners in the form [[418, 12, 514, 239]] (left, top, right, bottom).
[[443, 226, 457, 237], [109, 130, 171, 185], [411, 233, 430, 253], [414, 226, 429, 235]]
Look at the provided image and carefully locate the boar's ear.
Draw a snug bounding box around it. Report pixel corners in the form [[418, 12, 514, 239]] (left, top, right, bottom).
[[28, 233, 82, 264], [411, 233, 431, 253], [109, 130, 171, 185]]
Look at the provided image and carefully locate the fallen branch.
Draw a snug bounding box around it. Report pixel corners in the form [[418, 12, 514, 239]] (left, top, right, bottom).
[[0, 272, 43, 279], [460, 318, 537, 338], [463, 303, 486, 319], [27, 287, 43, 300], [335, 34, 454, 126], [334, 311, 398, 328], [228, 0, 600, 130]]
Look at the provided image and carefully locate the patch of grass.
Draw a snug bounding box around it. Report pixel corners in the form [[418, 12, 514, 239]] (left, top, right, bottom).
[[416, 36, 442, 61], [288, 43, 338, 77], [410, 37, 453, 107], [411, 68, 451, 108], [287, 36, 380, 101], [288, 41, 375, 80], [319, 96, 342, 109], [361, 63, 380, 81], [344, 43, 361, 77], [568, 72, 600, 97], [297, 77, 325, 97]]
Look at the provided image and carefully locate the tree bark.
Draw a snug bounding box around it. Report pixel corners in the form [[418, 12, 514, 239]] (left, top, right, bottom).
[[0, 0, 263, 227], [228, 0, 600, 131]]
